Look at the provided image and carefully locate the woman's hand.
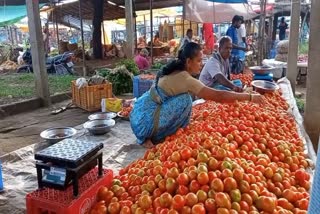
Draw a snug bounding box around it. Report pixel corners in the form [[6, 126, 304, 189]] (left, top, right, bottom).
[[251, 94, 265, 104]]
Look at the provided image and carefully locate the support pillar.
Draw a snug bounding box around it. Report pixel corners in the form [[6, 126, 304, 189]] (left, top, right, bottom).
[[92, 0, 104, 59], [150, 0, 153, 64], [125, 0, 134, 58], [286, 0, 301, 94], [26, 0, 50, 106], [305, 0, 320, 150], [79, 0, 87, 76]]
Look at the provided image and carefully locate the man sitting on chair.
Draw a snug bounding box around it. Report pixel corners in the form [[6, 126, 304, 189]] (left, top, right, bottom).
[[199, 36, 243, 92]]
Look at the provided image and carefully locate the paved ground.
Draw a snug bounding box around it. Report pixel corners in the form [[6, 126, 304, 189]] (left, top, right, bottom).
[[0, 100, 90, 156]]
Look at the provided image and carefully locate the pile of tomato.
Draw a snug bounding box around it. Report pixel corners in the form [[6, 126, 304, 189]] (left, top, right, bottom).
[[140, 74, 156, 80], [230, 73, 254, 86], [120, 106, 133, 118], [89, 91, 312, 214]]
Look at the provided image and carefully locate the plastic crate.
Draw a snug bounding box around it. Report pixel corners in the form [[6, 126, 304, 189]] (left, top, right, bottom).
[[133, 75, 154, 98], [72, 81, 112, 112], [26, 168, 113, 214]]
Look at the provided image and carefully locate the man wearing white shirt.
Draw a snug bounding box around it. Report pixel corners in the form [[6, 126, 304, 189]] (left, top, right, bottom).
[[237, 17, 247, 61], [199, 36, 243, 92]]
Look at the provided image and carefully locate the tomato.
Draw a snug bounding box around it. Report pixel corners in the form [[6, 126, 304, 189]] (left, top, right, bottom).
[[166, 177, 177, 193], [196, 189, 208, 203], [223, 177, 238, 192], [297, 198, 309, 210], [205, 198, 216, 211], [180, 206, 192, 214], [159, 192, 173, 208], [255, 196, 276, 213], [119, 206, 131, 214], [172, 194, 186, 210], [210, 178, 224, 192], [177, 185, 189, 195], [138, 195, 152, 210], [108, 202, 120, 214], [171, 151, 181, 163], [197, 172, 209, 185], [215, 192, 231, 209], [97, 187, 109, 201], [185, 192, 198, 207], [230, 189, 241, 202], [180, 148, 192, 160], [191, 204, 206, 214], [189, 180, 201, 193], [177, 173, 189, 186]]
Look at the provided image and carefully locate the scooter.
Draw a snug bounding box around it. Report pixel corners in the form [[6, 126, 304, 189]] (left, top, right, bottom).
[[17, 49, 74, 75]]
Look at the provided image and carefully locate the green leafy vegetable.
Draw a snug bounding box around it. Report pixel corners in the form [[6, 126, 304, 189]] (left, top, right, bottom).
[[116, 59, 140, 76], [97, 66, 133, 95]]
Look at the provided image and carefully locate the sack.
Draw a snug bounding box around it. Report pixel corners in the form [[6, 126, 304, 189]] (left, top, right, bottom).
[[101, 98, 122, 112], [276, 40, 289, 54], [275, 53, 288, 62]]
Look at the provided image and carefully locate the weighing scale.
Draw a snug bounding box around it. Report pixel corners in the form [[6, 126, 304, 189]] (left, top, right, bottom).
[[253, 72, 273, 82], [35, 139, 104, 197]]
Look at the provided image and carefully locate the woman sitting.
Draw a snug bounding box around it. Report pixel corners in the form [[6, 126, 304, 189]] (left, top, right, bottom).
[[130, 42, 263, 148], [134, 48, 150, 71]]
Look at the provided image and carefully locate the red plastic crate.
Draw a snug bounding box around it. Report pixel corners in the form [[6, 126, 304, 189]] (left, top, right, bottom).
[[26, 168, 113, 214]]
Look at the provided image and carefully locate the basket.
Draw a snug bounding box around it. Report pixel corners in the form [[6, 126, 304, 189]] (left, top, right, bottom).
[[133, 75, 154, 98], [72, 81, 113, 112], [26, 168, 113, 214]]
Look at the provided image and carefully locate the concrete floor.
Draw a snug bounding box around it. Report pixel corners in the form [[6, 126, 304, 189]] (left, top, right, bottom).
[[0, 100, 90, 156]]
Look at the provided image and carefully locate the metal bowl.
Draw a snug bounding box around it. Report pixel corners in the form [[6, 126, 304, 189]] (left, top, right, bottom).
[[40, 127, 77, 144], [83, 119, 115, 135], [251, 80, 279, 94], [250, 65, 275, 75], [88, 112, 117, 120]]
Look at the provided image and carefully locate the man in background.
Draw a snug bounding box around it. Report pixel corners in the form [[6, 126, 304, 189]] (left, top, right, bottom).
[[226, 15, 248, 74], [237, 16, 247, 61], [199, 36, 243, 92], [179, 29, 193, 50], [279, 17, 288, 41]]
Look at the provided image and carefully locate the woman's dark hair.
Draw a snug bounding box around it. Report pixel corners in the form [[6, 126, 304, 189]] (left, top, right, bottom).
[[155, 42, 201, 85]]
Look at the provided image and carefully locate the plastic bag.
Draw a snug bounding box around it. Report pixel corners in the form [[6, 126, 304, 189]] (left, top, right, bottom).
[[101, 98, 123, 112]]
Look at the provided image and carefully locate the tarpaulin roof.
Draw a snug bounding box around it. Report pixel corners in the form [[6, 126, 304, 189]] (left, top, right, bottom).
[[206, 0, 248, 3], [185, 0, 257, 23], [0, 4, 45, 27]]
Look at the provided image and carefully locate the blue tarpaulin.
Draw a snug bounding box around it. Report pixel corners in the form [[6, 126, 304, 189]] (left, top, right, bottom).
[[0, 4, 45, 27], [206, 0, 248, 3]]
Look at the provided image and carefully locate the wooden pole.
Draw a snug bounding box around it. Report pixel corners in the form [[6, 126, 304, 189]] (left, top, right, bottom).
[[92, 0, 104, 59], [305, 0, 320, 148], [257, 0, 267, 64], [26, 0, 50, 106], [287, 0, 301, 94], [150, 0, 153, 64], [79, 0, 87, 76], [102, 22, 106, 47], [125, 0, 134, 58], [54, 3, 60, 49]]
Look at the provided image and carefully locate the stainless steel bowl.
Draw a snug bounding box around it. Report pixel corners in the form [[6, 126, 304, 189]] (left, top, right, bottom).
[[251, 80, 279, 94], [88, 112, 117, 120], [250, 65, 275, 75], [40, 127, 77, 144], [83, 119, 115, 135]]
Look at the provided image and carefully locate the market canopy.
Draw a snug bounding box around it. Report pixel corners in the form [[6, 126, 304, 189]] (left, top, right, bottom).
[[0, 4, 46, 27], [206, 0, 247, 3], [185, 0, 257, 23]]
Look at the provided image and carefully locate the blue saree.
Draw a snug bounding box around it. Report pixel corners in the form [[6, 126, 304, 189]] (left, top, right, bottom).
[[130, 86, 192, 145]]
